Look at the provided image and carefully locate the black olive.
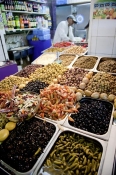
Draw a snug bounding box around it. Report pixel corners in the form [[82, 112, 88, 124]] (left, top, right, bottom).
[[69, 98, 113, 135], [0, 117, 56, 172]]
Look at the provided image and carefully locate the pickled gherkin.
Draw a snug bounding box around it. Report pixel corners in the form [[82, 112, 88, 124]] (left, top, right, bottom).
[[38, 131, 103, 175]]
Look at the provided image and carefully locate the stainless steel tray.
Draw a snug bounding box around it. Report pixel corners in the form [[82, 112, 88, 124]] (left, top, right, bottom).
[[71, 55, 99, 72], [59, 54, 77, 68], [36, 114, 68, 125], [95, 57, 116, 75], [33, 127, 107, 175], [32, 53, 57, 65], [101, 125, 116, 175], [63, 98, 114, 141], [61, 46, 88, 56], [41, 47, 67, 54], [0, 117, 59, 175]]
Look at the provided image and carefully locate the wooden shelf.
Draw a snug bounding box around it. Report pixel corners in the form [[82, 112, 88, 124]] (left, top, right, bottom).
[[2, 10, 47, 15]]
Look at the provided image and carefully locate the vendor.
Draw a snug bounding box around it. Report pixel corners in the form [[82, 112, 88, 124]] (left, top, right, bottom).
[[53, 15, 77, 44]]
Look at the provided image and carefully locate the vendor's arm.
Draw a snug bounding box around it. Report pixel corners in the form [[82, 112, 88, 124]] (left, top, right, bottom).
[[69, 26, 74, 42]]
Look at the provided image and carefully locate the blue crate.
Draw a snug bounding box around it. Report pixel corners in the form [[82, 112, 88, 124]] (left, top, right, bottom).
[[56, 0, 67, 5], [32, 28, 50, 36], [38, 34, 51, 40]]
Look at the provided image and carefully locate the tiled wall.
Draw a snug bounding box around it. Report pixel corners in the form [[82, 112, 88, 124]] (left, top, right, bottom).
[[88, 1, 116, 57]]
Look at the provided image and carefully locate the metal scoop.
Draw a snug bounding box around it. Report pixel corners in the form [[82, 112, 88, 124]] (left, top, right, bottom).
[[55, 52, 62, 64]]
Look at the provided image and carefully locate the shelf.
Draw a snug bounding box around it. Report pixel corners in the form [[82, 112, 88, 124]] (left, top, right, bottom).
[[5, 28, 37, 32], [26, 0, 46, 4], [2, 10, 47, 15]]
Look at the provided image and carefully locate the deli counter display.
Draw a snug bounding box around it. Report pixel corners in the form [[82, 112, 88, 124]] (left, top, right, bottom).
[[0, 44, 116, 175]]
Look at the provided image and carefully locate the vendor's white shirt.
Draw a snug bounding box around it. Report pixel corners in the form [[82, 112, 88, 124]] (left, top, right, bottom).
[[53, 20, 74, 44]]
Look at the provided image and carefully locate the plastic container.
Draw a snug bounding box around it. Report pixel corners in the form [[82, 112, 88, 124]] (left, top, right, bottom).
[[33, 28, 50, 36], [28, 39, 52, 61], [38, 34, 51, 40], [27, 34, 51, 41]]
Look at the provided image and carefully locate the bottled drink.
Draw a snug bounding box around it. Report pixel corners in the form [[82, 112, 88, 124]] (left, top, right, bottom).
[[7, 0, 10, 10], [32, 17, 34, 28], [4, 0, 7, 10], [28, 17, 31, 28], [26, 17, 29, 28], [14, 1, 16, 10], [13, 1, 15, 10], [17, 1, 19, 11], [18, 1, 21, 11], [15, 1, 18, 10], [11, 0, 14, 10], [34, 17, 37, 28], [15, 16, 20, 28], [21, 1, 23, 11], [20, 15, 24, 29], [23, 1, 26, 11], [30, 17, 33, 28], [33, 3, 38, 12], [12, 16, 15, 29], [23, 16, 26, 28]]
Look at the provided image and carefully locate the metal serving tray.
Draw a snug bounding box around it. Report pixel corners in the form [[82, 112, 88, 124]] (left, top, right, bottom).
[[0, 117, 59, 175], [63, 97, 114, 141], [59, 54, 77, 68], [61, 46, 88, 56], [32, 53, 57, 66], [33, 127, 107, 175], [95, 57, 116, 75], [41, 47, 67, 54], [101, 125, 116, 175], [36, 114, 68, 126], [71, 55, 99, 72]]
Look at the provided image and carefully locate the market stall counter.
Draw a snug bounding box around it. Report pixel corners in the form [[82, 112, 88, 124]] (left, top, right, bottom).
[[0, 42, 116, 175], [0, 61, 18, 81]]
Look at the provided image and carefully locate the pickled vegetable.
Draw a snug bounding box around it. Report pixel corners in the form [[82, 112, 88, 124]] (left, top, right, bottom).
[[38, 131, 102, 175], [69, 98, 113, 135]]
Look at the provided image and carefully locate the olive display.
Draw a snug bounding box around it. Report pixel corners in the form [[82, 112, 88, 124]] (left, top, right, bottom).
[[15, 64, 43, 78], [20, 80, 49, 94], [0, 76, 29, 91], [97, 59, 116, 73], [69, 98, 113, 135], [37, 131, 102, 175], [29, 63, 67, 84], [0, 117, 56, 172], [59, 68, 88, 88], [73, 56, 97, 69], [87, 72, 116, 95]]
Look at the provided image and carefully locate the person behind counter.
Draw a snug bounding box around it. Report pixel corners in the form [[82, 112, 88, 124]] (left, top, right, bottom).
[[53, 15, 77, 44]]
